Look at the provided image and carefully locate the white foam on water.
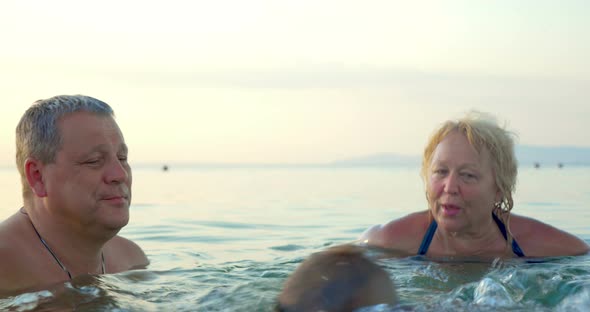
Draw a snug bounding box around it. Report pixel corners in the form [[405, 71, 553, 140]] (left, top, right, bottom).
[[7, 290, 54, 312], [473, 277, 514, 307]]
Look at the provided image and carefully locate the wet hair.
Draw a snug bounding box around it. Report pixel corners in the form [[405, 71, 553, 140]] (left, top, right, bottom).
[[276, 245, 397, 311], [15, 95, 114, 198], [420, 111, 518, 214]]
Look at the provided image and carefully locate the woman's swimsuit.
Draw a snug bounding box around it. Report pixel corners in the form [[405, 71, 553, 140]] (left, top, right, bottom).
[[417, 213, 526, 257]]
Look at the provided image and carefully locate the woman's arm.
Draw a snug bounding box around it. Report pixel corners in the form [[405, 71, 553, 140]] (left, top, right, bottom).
[[511, 214, 590, 257]]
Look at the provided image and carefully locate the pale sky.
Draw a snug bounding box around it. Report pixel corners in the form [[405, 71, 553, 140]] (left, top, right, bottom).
[[1, 0, 588, 165]]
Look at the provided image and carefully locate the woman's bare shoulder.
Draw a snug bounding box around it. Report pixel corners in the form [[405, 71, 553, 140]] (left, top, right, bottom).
[[510, 214, 589, 257], [359, 211, 430, 252]]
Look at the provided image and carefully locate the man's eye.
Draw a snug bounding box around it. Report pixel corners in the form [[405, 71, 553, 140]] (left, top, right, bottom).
[[84, 159, 102, 165]]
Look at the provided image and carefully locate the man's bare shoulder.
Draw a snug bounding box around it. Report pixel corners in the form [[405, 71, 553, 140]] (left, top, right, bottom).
[[359, 211, 430, 253], [0, 241, 25, 276], [0, 244, 37, 297], [105, 236, 149, 272], [510, 214, 590, 257], [0, 212, 31, 259], [0, 213, 43, 296]]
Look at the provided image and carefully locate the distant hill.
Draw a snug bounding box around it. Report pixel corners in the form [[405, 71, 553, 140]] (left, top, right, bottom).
[[332, 145, 590, 167]]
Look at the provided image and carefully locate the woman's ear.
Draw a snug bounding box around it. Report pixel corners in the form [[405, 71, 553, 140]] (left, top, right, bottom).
[[25, 158, 48, 197], [495, 189, 503, 204]]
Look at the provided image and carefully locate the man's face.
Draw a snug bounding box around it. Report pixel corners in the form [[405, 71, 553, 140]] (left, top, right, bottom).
[[42, 112, 132, 234]]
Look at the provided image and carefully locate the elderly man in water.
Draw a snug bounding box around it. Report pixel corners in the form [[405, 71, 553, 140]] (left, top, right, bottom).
[[277, 245, 397, 311], [0, 95, 149, 296]]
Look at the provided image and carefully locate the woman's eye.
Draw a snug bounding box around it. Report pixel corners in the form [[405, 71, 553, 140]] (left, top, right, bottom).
[[433, 169, 447, 175], [461, 172, 477, 179]]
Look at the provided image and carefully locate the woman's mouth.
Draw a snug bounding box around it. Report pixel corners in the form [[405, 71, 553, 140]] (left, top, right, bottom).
[[441, 204, 461, 217]]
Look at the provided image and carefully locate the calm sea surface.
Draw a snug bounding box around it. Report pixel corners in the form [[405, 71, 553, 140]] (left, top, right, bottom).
[[1, 165, 589, 311]]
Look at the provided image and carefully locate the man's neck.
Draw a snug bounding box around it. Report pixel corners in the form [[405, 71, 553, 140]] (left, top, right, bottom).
[[22, 204, 113, 276]]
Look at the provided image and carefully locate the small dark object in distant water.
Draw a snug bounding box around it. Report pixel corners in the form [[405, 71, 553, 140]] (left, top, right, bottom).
[[162, 165, 169, 171], [534, 162, 540, 169], [558, 163, 563, 169]]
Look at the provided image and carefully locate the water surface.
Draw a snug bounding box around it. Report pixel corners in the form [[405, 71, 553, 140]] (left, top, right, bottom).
[[1, 165, 589, 311]]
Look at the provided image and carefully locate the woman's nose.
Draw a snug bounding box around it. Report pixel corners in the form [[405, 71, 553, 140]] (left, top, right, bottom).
[[443, 172, 459, 194]]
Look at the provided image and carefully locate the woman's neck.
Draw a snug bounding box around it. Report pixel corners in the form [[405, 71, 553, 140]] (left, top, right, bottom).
[[433, 219, 509, 257]]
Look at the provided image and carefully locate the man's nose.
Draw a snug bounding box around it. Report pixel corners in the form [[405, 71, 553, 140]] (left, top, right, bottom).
[[105, 158, 129, 184]]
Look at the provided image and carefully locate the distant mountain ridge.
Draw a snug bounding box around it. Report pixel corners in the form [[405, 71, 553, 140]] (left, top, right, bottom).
[[333, 145, 590, 166]]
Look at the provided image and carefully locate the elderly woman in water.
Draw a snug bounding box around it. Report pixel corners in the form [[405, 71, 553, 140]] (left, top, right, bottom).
[[361, 111, 589, 258]]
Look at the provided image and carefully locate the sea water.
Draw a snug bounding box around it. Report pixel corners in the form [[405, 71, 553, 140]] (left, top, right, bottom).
[[0, 165, 589, 311]]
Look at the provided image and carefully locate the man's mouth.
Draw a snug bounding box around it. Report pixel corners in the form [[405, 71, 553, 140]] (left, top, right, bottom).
[[101, 194, 129, 205]]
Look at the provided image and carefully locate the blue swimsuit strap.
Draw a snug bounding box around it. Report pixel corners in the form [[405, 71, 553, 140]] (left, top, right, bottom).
[[417, 219, 437, 255], [492, 213, 526, 257], [417, 213, 525, 257]]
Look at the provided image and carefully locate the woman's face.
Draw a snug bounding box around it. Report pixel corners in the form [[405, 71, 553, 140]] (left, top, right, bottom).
[[427, 131, 500, 233]]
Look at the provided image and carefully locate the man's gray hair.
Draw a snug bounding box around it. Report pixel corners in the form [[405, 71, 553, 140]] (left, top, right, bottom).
[[16, 95, 115, 198]]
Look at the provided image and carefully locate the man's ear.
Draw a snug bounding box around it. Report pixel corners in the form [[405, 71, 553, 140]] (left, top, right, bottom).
[[25, 158, 48, 197]]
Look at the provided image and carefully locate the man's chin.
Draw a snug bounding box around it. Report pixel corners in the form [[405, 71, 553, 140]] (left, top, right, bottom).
[[100, 211, 130, 232], [101, 220, 128, 237], [109, 219, 129, 229]]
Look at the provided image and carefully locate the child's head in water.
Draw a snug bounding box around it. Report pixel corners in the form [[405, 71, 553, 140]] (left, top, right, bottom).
[[277, 244, 397, 312]]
